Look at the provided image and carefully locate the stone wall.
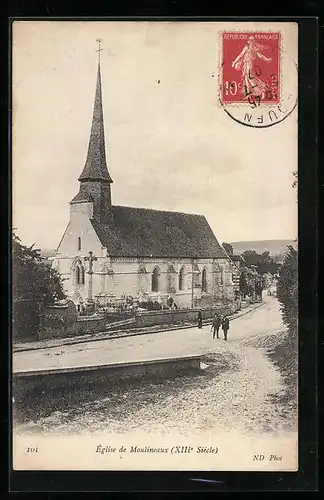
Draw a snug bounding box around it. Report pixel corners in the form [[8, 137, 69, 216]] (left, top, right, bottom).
[[40, 300, 77, 340], [40, 300, 106, 339], [76, 315, 106, 335], [135, 305, 234, 328], [13, 356, 202, 399]]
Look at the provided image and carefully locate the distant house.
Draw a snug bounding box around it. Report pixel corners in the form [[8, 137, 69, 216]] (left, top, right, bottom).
[[227, 255, 246, 293], [52, 61, 235, 309], [231, 254, 246, 271]]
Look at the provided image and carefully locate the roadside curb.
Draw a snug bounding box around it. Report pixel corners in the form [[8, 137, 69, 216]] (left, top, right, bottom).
[[229, 301, 264, 322], [13, 301, 266, 353]]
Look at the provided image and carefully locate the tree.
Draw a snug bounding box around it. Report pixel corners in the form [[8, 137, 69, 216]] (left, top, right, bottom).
[[12, 232, 65, 305], [239, 269, 249, 297], [242, 249, 280, 275], [222, 242, 233, 255], [276, 245, 298, 338], [277, 171, 298, 336], [241, 249, 260, 267]]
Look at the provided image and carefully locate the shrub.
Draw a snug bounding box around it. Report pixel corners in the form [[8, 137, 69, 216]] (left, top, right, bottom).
[[276, 245, 298, 338]]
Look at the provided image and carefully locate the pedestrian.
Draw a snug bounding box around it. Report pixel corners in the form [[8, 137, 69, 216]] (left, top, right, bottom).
[[212, 313, 221, 339], [197, 309, 203, 329], [221, 316, 230, 341]]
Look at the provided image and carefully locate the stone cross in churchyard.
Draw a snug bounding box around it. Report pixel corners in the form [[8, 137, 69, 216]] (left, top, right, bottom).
[[84, 250, 97, 304]]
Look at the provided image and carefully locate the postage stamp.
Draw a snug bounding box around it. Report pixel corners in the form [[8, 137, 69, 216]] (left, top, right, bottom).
[[221, 32, 280, 106], [219, 29, 297, 128]]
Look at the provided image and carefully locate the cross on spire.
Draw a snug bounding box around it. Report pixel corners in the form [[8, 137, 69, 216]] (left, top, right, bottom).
[[96, 38, 103, 64]]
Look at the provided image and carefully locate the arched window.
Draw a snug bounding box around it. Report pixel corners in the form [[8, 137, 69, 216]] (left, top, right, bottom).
[[76, 265, 80, 284], [179, 266, 185, 291], [138, 264, 147, 274], [80, 266, 85, 285], [75, 261, 85, 286], [151, 266, 160, 292], [202, 268, 207, 292], [192, 263, 200, 288], [166, 264, 176, 293], [138, 264, 148, 292]]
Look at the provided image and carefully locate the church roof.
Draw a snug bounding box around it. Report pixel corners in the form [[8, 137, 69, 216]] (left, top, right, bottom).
[[78, 63, 113, 183], [91, 205, 227, 259], [70, 191, 94, 204]]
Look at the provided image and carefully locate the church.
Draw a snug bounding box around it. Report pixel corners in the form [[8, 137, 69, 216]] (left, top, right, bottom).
[[52, 61, 236, 310]]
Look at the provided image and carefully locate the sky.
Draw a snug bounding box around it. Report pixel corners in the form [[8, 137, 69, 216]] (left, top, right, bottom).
[[12, 21, 298, 251]]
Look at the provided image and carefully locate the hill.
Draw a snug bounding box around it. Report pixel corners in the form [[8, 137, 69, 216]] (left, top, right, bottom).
[[230, 239, 297, 256]]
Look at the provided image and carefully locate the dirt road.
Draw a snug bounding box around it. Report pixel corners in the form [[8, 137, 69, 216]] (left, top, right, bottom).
[[14, 297, 297, 437]]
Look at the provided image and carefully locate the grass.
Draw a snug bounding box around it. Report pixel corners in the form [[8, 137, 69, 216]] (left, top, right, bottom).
[[266, 329, 298, 429]]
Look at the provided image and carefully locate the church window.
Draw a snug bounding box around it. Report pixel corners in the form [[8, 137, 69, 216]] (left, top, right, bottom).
[[166, 264, 176, 293], [80, 266, 85, 285], [138, 265, 148, 292], [220, 266, 224, 285], [151, 266, 160, 292], [138, 264, 147, 274], [75, 262, 85, 285], [202, 268, 207, 292], [179, 266, 186, 291], [192, 263, 200, 288], [78, 237, 82, 251], [76, 265, 80, 284]]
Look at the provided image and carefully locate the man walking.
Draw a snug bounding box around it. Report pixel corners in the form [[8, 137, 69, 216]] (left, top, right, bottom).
[[221, 316, 230, 341], [197, 309, 203, 329], [212, 313, 221, 339]]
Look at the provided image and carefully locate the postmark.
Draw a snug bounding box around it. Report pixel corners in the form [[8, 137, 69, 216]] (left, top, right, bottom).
[[219, 31, 297, 128]]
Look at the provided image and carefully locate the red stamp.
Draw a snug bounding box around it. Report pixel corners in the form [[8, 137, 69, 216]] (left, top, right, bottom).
[[221, 32, 280, 106]]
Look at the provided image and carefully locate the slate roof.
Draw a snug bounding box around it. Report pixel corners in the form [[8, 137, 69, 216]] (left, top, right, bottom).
[[91, 205, 227, 259], [70, 191, 94, 204], [78, 63, 113, 183]]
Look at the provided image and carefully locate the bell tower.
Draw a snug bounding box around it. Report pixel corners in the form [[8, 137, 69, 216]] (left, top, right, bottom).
[[70, 40, 113, 224]]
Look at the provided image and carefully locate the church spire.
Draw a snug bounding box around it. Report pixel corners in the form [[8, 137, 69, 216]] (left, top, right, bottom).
[[78, 58, 113, 183], [71, 42, 113, 223]]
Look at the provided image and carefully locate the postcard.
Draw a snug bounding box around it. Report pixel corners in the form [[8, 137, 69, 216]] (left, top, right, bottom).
[[12, 20, 298, 471]]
